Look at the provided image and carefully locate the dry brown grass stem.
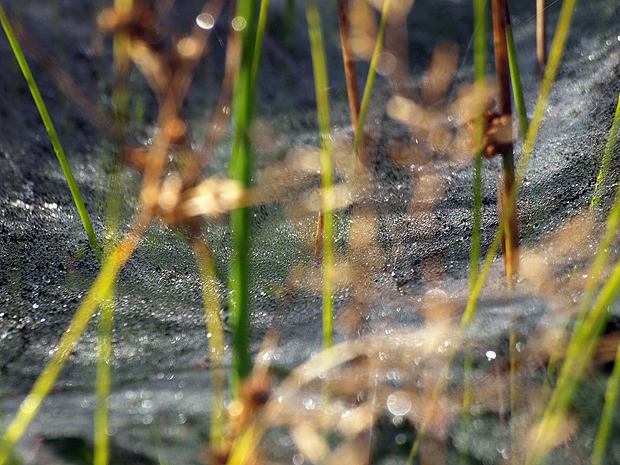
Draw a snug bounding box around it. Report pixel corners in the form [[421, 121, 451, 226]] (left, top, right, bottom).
[[491, 0, 519, 283], [537, 0, 547, 78]]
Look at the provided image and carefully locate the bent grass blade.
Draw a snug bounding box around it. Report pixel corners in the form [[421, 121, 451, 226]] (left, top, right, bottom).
[[0, 3, 102, 262]]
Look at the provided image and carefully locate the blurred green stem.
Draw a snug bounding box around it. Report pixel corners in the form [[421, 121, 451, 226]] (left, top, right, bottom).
[[592, 336, 620, 465], [193, 234, 227, 453], [0, 2, 101, 261], [590, 92, 620, 215], [464, 0, 487, 459], [353, 0, 392, 156], [305, 0, 334, 349]]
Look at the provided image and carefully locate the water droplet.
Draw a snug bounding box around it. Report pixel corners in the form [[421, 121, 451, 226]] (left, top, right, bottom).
[[196, 13, 215, 30], [386, 391, 411, 416], [485, 350, 496, 361], [231, 16, 247, 31]]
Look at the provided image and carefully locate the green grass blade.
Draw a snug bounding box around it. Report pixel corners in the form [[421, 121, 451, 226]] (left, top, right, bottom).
[[0, 232, 142, 465], [463, 2, 487, 459], [590, 92, 620, 214], [305, 0, 334, 350], [94, 170, 123, 465], [229, 0, 261, 393], [591, 337, 620, 465], [94, 293, 114, 465], [469, 0, 487, 295], [506, 22, 529, 137], [352, 0, 392, 156], [193, 236, 227, 453], [0, 3, 102, 262]]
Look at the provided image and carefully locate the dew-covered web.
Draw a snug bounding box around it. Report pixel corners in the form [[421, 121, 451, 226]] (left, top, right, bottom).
[[2, 0, 620, 463]]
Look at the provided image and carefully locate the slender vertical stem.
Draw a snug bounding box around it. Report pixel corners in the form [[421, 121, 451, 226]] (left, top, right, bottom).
[[506, 20, 529, 137], [491, 0, 519, 283], [112, 0, 132, 124], [592, 337, 620, 465], [229, 0, 261, 394], [305, 0, 334, 350], [537, 0, 547, 78], [337, 0, 361, 137], [192, 234, 227, 454], [469, 0, 487, 294], [353, 0, 392, 157], [464, 1, 487, 461], [492, 0, 520, 456], [590, 92, 620, 215]]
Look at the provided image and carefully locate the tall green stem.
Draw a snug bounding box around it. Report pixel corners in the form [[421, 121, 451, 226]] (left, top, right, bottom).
[[464, 0, 487, 460], [305, 0, 334, 349], [590, 92, 620, 215], [353, 0, 392, 156], [229, 0, 261, 392], [0, 3, 101, 261], [193, 236, 227, 453]]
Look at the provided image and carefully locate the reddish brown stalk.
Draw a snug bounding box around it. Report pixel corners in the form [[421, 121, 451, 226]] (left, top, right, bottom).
[[313, 211, 324, 267], [491, 0, 519, 283], [338, 0, 361, 132], [536, 0, 547, 78]]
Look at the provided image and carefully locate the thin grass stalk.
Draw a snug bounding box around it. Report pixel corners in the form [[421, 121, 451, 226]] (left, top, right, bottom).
[[491, 1, 521, 451], [506, 21, 529, 137], [491, 0, 519, 283], [305, 0, 335, 349], [590, 92, 620, 214], [537, 0, 547, 77], [591, 337, 620, 465], [250, 0, 270, 89], [95, 293, 114, 465], [192, 235, 227, 453], [94, 175, 122, 465], [229, 0, 261, 393], [337, 0, 361, 140], [353, 0, 392, 157], [0, 3, 102, 261], [112, 0, 132, 123], [0, 227, 144, 465], [469, 0, 487, 293], [94, 0, 133, 455], [463, 0, 487, 457]]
